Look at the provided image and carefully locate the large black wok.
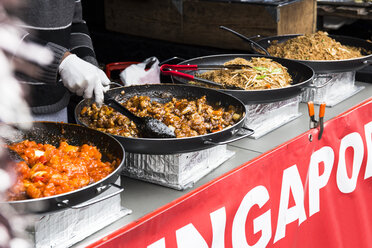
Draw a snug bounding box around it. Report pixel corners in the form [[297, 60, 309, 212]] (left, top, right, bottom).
[[171, 54, 314, 104], [256, 34, 372, 73], [4, 122, 125, 214], [75, 84, 251, 155]]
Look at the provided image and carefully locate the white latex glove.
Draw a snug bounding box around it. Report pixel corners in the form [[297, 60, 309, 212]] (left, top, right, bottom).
[[58, 54, 110, 105]]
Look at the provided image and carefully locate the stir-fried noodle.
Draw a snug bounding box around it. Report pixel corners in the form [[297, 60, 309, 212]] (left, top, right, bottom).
[[195, 57, 292, 90], [267, 31, 363, 61]]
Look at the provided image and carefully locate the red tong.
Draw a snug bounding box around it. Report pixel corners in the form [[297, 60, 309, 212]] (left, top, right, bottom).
[[160, 64, 248, 90]]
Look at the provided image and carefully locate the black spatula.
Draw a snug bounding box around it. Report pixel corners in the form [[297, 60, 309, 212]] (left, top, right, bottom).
[[103, 95, 176, 138]]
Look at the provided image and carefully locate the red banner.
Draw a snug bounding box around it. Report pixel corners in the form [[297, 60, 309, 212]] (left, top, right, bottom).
[[89, 98, 372, 248]]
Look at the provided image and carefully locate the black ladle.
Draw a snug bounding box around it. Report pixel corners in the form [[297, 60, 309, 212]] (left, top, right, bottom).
[[219, 26, 271, 56], [103, 95, 176, 138]]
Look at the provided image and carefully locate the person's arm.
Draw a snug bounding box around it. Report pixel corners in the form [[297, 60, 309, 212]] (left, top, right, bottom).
[[68, 0, 98, 66], [56, 1, 109, 105], [17, 34, 109, 105], [13, 1, 109, 105], [9, 0, 96, 84], [13, 34, 68, 84]]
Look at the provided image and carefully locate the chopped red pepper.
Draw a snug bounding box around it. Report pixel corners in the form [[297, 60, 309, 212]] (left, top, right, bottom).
[[39, 156, 47, 165], [33, 176, 47, 183]]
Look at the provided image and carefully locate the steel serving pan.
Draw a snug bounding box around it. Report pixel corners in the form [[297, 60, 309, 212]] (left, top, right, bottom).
[[170, 54, 314, 104], [4, 122, 125, 214], [75, 84, 251, 154], [256, 34, 372, 73]]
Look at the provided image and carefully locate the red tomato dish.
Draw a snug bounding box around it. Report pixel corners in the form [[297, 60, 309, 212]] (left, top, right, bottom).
[[7, 140, 117, 201]]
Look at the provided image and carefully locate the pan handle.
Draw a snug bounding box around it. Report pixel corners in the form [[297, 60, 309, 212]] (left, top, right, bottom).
[[204, 127, 254, 145], [57, 183, 124, 209], [363, 60, 372, 65], [219, 26, 270, 56], [305, 75, 333, 89]]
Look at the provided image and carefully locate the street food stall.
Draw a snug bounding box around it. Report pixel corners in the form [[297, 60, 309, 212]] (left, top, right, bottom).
[[1, 0, 372, 247], [73, 82, 372, 247]]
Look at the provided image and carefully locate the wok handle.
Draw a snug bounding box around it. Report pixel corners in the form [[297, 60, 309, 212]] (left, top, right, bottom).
[[305, 75, 333, 89], [57, 183, 124, 209], [204, 127, 254, 145], [363, 60, 372, 66]]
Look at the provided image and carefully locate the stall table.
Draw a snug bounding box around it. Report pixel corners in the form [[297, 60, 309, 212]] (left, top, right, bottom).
[[72, 81, 372, 247]]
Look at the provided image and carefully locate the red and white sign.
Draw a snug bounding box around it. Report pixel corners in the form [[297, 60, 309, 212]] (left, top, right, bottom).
[[89, 98, 372, 248]]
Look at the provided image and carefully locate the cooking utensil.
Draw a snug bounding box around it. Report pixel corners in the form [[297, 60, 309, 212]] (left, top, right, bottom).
[[161, 64, 253, 70], [256, 34, 372, 73], [307, 101, 326, 139], [3, 122, 125, 214], [170, 54, 315, 104], [75, 84, 252, 154], [104, 95, 176, 138], [219, 26, 270, 56], [160, 64, 244, 90]]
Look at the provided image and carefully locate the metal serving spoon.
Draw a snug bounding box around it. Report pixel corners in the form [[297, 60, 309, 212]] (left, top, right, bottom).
[[219, 26, 271, 56], [103, 95, 176, 138]]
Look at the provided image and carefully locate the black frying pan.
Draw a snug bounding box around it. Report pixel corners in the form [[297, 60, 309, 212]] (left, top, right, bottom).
[[171, 54, 314, 104], [257, 34, 372, 73], [3, 122, 125, 214], [75, 84, 251, 154]]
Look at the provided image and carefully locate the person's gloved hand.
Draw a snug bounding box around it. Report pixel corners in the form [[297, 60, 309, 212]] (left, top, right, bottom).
[[58, 54, 110, 105]]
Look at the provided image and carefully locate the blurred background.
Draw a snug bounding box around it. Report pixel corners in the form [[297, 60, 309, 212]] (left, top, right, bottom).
[[81, 0, 372, 82]]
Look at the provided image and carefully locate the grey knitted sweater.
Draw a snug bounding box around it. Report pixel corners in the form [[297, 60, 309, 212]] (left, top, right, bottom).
[[15, 0, 97, 114]]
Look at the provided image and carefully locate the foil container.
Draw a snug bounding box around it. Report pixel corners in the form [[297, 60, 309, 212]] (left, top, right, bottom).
[[27, 178, 130, 248], [301, 71, 364, 106], [123, 145, 235, 190], [243, 96, 302, 139]]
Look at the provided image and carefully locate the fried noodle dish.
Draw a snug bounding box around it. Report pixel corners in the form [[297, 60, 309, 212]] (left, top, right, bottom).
[[7, 140, 117, 200], [195, 57, 292, 90], [80, 95, 242, 138], [267, 31, 363, 61]]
